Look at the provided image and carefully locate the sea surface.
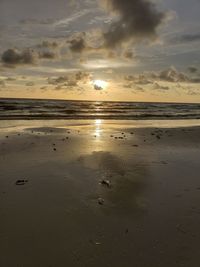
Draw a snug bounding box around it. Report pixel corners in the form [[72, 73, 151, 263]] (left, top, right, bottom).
[[1, 98, 200, 120]]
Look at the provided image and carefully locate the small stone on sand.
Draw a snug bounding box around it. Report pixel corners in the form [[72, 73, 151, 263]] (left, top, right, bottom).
[[98, 198, 104, 205], [100, 179, 111, 188], [15, 179, 28, 186]]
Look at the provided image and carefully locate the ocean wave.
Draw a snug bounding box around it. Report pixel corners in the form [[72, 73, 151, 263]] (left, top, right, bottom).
[[1, 98, 200, 120]]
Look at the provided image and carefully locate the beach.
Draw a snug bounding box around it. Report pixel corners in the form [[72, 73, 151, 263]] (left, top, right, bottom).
[[1, 119, 200, 267]]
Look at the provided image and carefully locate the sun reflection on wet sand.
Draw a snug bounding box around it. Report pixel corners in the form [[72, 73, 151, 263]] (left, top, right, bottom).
[[94, 119, 102, 137]]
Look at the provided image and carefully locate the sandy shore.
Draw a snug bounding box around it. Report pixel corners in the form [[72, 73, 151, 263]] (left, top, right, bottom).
[[0, 120, 200, 267]]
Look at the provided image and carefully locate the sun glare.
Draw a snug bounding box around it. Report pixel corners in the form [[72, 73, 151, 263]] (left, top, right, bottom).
[[93, 80, 108, 90]]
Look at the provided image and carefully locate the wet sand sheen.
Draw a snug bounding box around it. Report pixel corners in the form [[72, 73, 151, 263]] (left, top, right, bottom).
[[0, 120, 200, 267]]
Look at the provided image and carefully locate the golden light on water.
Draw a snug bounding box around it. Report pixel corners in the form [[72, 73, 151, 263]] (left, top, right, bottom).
[[95, 119, 102, 125]]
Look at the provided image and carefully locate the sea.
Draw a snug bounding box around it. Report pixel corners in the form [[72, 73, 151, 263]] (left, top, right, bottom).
[[1, 98, 200, 120]]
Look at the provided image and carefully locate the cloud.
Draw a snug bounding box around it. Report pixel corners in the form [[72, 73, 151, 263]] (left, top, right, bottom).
[[47, 71, 91, 89], [123, 50, 134, 59], [55, 9, 92, 27], [54, 85, 63, 90], [136, 74, 153, 85], [36, 41, 59, 49], [134, 86, 145, 92], [26, 82, 35, 86], [124, 66, 200, 85], [159, 67, 189, 82], [102, 0, 166, 48], [154, 82, 169, 91], [48, 76, 69, 85], [75, 71, 92, 83], [123, 83, 132, 89], [1, 48, 38, 65], [19, 18, 56, 25], [65, 1, 166, 57], [48, 77, 78, 89], [68, 33, 87, 53], [171, 33, 200, 44], [40, 86, 48, 91], [36, 40, 60, 59], [187, 89, 200, 96], [6, 77, 16, 81], [191, 78, 200, 83], [124, 83, 145, 92], [188, 66, 198, 73], [39, 51, 57, 59], [67, 80, 78, 87], [1, 40, 60, 66], [124, 74, 153, 85]]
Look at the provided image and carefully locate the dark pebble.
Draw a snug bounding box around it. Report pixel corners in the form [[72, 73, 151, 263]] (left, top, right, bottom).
[[15, 179, 28, 186]]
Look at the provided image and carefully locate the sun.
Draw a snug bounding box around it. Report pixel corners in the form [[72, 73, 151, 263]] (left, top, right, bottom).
[[93, 80, 108, 90]]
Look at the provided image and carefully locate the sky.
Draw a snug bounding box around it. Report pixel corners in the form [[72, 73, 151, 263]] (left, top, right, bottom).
[[0, 0, 200, 102]]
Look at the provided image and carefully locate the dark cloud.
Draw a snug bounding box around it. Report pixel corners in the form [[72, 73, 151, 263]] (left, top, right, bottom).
[[26, 82, 35, 86], [54, 85, 63, 90], [1, 48, 37, 65], [125, 84, 145, 92], [36, 41, 59, 49], [124, 75, 135, 81], [191, 78, 200, 83], [75, 71, 91, 83], [47, 71, 91, 88], [6, 77, 16, 81], [39, 51, 57, 59], [1, 41, 59, 66], [36, 41, 59, 59], [159, 67, 190, 82], [65, 0, 166, 55], [123, 50, 134, 59], [68, 33, 87, 53], [136, 74, 153, 85], [67, 80, 78, 87], [124, 67, 200, 85], [48, 76, 69, 85], [124, 74, 153, 85], [188, 66, 198, 73], [154, 82, 169, 91], [102, 0, 165, 48], [40, 86, 47, 91]]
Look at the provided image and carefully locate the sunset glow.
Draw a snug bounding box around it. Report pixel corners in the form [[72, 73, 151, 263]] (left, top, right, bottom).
[[0, 0, 199, 102], [1, 1, 200, 266], [93, 80, 108, 90]]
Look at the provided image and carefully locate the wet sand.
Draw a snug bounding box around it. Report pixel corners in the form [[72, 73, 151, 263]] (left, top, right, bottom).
[[0, 120, 200, 267]]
